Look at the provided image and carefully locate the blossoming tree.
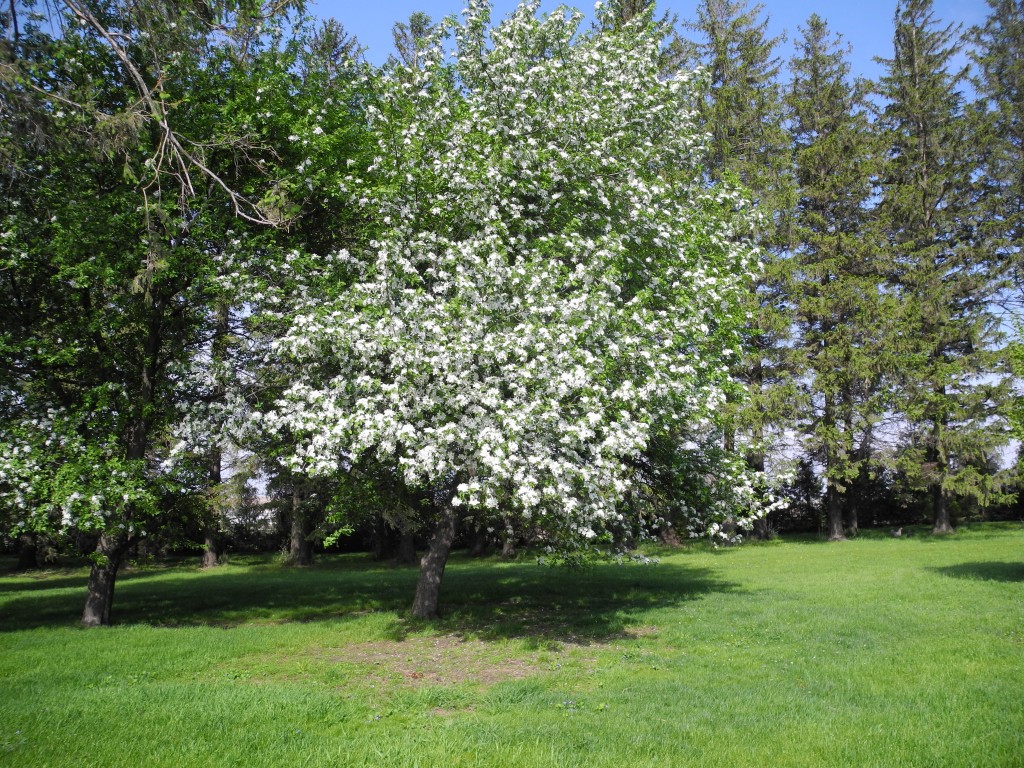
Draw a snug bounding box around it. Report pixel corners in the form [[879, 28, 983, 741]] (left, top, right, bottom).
[[268, 0, 763, 618]]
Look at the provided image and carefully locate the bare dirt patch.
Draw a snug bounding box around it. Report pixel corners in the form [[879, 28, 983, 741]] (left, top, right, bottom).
[[623, 624, 659, 638], [332, 635, 557, 687]]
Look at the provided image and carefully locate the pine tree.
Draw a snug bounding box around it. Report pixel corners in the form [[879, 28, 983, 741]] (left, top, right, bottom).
[[876, 0, 1011, 534], [786, 15, 890, 540], [684, 0, 796, 527], [971, 0, 1024, 507], [971, 0, 1024, 299]]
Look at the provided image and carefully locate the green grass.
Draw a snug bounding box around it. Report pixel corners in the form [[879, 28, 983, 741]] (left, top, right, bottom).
[[1, 523, 1023, 767]]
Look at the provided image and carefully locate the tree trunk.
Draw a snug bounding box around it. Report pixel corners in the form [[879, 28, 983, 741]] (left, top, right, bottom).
[[826, 483, 845, 541], [288, 485, 314, 566], [397, 529, 417, 565], [371, 516, 390, 561], [468, 526, 490, 557], [843, 502, 858, 537], [203, 302, 229, 569], [930, 418, 954, 534], [822, 398, 845, 541], [201, 534, 220, 568], [932, 485, 954, 534], [82, 306, 161, 625], [411, 503, 459, 619], [202, 444, 223, 568], [82, 533, 127, 627], [659, 525, 681, 547], [842, 390, 861, 538], [501, 534, 517, 560]]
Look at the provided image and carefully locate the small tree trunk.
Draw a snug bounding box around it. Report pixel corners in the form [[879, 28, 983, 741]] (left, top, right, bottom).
[[826, 483, 845, 541], [932, 485, 954, 534], [501, 534, 517, 560], [82, 533, 127, 627], [468, 527, 490, 557], [371, 516, 391, 561], [844, 502, 858, 537], [659, 525, 681, 547], [930, 418, 954, 535], [202, 429, 224, 568], [201, 534, 220, 568], [289, 485, 314, 566], [397, 529, 417, 565], [746, 447, 771, 540], [411, 503, 459, 619]]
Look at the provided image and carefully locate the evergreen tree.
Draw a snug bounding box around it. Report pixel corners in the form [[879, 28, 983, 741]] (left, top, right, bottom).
[[972, 0, 1024, 508], [876, 0, 1011, 534], [684, 0, 796, 529], [786, 15, 889, 540], [389, 12, 436, 70], [971, 0, 1024, 301]]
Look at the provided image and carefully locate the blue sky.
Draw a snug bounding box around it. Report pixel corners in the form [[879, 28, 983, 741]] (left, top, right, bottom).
[[309, 0, 990, 80]]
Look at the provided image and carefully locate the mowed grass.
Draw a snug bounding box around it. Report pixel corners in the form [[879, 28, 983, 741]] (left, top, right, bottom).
[[1, 524, 1022, 767]]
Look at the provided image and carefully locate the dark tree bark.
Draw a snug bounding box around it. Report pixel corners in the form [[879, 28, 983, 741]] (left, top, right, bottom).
[[826, 482, 845, 541], [370, 516, 391, 561], [822, 397, 846, 541], [930, 419, 954, 534], [932, 486, 954, 534], [202, 444, 223, 569], [80, 318, 159, 625], [843, 502, 858, 537], [411, 502, 459, 619], [659, 525, 681, 547], [201, 534, 220, 568], [468, 526, 490, 557], [397, 529, 417, 565], [82, 533, 128, 627], [81, 307, 162, 626]]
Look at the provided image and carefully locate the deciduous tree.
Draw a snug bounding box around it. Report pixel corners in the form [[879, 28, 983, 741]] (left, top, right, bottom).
[[267, 0, 764, 618]]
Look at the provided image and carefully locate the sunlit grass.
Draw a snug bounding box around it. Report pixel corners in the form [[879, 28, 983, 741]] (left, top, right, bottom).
[[1, 523, 1022, 766]]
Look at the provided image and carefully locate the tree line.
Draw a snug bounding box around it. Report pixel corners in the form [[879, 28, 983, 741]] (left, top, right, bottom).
[[0, 0, 1021, 624]]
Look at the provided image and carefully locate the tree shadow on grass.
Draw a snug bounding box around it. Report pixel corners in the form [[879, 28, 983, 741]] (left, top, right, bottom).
[[0, 574, 90, 593], [932, 561, 1024, 583], [430, 560, 738, 647], [0, 554, 739, 645]]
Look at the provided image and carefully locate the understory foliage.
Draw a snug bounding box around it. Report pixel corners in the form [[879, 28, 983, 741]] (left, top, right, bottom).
[[267, 0, 767, 560]]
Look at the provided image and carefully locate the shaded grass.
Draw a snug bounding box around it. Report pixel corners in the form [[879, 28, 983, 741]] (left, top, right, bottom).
[[1, 526, 1023, 766]]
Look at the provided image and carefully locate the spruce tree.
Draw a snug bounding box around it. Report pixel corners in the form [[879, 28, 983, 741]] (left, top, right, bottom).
[[787, 15, 889, 540], [971, 0, 1024, 298], [684, 0, 796, 525], [971, 0, 1024, 505], [876, 0, 1011, 533]]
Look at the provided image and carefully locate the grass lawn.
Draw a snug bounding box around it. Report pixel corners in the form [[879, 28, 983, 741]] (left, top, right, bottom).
[[1, 523, 1022, 767]]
